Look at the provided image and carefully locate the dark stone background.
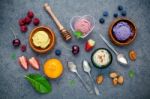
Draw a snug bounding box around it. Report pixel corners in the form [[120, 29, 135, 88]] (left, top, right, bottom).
[[0, 0, 150, 99]]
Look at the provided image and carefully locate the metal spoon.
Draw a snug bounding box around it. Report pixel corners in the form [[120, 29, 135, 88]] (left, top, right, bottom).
[[82, 60, 100, 95], [99, 34, 128, 65], [67, 61, 93, 94]]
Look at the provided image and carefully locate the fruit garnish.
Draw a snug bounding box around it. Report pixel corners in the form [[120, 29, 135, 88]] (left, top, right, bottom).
[[18, 56, 28, 70], [25, 16, 32, 24], [12, 39, 21, 47], [103, 11, 109, 17], [29, 57, 40, 70], [72, 45, 80, 55], [21, 45, 27, 52], [113, 13, 118, 18], [18, 18, 26, 26], [10, 27, 21, 47], [121, 10, 127, 16], [99, 18, 105, 24], [20, 25, 28, 32], [25, 73, 52, 94], [33, 18, 40, 26], [85, 39, 95, 52], [118, 5, 123, 11], [73, 31, 82, 38], [27, 10, 34, 18], [44, 59, 63, 79], [55, 49, 61, 56]]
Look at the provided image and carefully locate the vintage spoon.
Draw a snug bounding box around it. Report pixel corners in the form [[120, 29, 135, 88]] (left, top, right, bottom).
[[99, 34, 128, 65], [67, 61, 93, 94], [82, 60, 100, 95]]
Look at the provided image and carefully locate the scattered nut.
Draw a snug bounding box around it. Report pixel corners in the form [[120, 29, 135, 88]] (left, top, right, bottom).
[[129, 50, 137, 61], [109, 72, 118, 78], [117, 76, 124, 85], [112, 78, 118, 86], [96, 75, 104, 85]]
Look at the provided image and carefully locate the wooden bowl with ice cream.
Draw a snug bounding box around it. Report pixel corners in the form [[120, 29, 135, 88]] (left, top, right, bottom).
[[29, 26, 56, 53], [108, 18, 137, 46]]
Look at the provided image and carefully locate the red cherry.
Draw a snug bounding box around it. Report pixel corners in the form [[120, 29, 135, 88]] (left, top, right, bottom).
[[20, 45, 27, 52], [72, 45, 80, 55], [12, 39, 21, 47]]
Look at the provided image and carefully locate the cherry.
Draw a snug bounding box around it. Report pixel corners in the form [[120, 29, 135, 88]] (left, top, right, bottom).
[[21, 45, 27, 52], [10, 27, 21, 47], [72, 45, 80, 55], [12, 39, 21, 47]]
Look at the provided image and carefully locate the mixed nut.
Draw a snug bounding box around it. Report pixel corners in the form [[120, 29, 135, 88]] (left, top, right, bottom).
[[109, 72, 124, 85]]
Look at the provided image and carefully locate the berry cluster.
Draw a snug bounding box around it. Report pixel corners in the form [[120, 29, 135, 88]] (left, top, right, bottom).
[[99, 5, 127, 24], [18, 10, 40, 32]]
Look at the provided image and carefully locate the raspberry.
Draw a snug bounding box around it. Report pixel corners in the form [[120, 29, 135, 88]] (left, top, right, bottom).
[[27, 10, 34, 18], [25, 16, 32, 24], [18, 18, 26, 26], [33, 18, 40, 26], [20, 25, 27, 32], [21, 45, 27, 52]]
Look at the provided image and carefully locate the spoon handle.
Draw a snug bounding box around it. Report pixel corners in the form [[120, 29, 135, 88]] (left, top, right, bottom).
[[99, 34, 118, 55], [88, 73, 100, 95], [76, 72, 93, 94]]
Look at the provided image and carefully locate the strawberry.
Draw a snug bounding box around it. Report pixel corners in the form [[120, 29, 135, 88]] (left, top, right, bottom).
[[18, 56, 28, 70], [85, 39, 95, 52], [29, 57, 40, 70]]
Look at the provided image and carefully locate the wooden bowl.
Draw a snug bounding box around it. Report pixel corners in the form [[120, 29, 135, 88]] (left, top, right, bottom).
[[29, 26, 56, 53], [108, 18, 137, 46]]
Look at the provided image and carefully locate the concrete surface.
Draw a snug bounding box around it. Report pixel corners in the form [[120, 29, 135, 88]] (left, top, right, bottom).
[[0, 0, 150, 99]]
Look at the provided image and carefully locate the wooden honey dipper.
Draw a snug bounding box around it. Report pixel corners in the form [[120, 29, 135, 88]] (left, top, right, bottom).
[[44, 3, 72, 41]]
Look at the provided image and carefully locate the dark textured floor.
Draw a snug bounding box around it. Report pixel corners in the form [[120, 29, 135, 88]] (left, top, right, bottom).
[[0, 0, 150, 99]]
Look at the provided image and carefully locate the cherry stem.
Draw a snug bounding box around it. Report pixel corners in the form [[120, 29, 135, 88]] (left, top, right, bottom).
[[60, 43, 72, 51], [10, 27, 17, 39]]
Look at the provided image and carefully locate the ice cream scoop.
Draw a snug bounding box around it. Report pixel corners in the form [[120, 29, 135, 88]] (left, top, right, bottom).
[[113, 22, 132, 41]]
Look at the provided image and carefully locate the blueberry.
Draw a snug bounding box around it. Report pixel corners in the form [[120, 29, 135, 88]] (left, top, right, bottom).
[[99, 18, 105, 24], [113, 13, 118, 18], [118, 5, 123, 11], [121, 10, 127, 16], [103, 11, 109, 17], [55, 49, 61, 56]]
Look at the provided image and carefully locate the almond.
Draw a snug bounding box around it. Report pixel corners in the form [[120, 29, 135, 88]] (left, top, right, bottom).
[[129, 50, 136, 61], [110, 72, 118, 78], [117, 76, 124, 85], [96, 75, 104, 85], [112, 78, 118, 86]]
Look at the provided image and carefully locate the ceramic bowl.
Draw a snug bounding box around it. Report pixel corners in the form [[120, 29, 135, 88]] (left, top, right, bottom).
[[108, 18, 137, 46], [29, 26, 56, 53], [70, 15, 95, 38]]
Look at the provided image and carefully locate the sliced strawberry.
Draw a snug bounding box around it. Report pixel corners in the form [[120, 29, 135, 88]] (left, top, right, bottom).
[[29, 57, 40, 70], [18, 56, 28, 70], [85, 39, 95, 52]]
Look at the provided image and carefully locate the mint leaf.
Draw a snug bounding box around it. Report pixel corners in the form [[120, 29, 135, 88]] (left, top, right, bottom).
[[25, 73, 52, 94]]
